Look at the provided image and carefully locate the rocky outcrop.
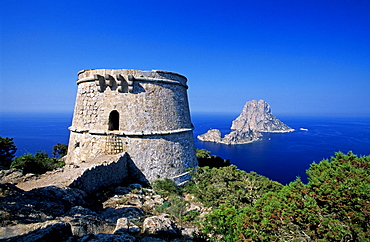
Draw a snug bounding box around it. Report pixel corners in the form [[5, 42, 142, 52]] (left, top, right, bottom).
[[197, 100, 294, 145], [222, 130, 262, 145], [0, 184, 88, 227], [0, 172, 203, 241], [143, 214, 180, 237], [61, 206, 114, 237], [79, 233, 137, 242], [1, 221, 72, 242], [197, 129, 222, 143], [113, 217, 140, 234], [16, 153, 129, 193], [197, 129, 261, 145], [231, 100, 294, 133]]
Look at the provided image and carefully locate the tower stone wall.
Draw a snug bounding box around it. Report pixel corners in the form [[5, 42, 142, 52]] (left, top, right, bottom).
[[66, 69, 197, 182]]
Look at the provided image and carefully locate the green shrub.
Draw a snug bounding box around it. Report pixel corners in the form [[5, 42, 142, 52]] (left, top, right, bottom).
[[183, 210, 200, 222], [196, 148, 230, 168], [11, 151, 65, 175], [200, 152, 370, 241], [184, 165, 283, 208], [154, 195, 189, 225], [154, 200, 172, 214], [152, 178, 191, 224], [0, 136, 17, 169], [152, 178, 180, 197], [52, 143, 68, 158]]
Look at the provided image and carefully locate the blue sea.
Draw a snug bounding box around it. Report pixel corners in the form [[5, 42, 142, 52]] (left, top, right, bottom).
[[1, 112, 369, 185]]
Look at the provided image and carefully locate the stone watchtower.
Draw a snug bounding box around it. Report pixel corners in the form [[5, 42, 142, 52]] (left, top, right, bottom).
[[66, 69, 198, 183]]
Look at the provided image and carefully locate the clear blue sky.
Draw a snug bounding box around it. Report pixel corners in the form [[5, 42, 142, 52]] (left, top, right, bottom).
[[1, 0, 369, 116]]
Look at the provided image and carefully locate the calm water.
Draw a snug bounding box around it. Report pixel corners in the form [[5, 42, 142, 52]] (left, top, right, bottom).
[[0, 113, 72, 157], [1, 112, 369, 184], [193, 113, 370, 184]]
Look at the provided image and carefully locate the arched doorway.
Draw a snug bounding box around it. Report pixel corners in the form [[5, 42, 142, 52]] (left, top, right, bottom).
[[108, 110, 119, 130]]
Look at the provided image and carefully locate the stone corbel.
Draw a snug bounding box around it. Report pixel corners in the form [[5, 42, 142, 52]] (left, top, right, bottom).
[[127, 74, 135, 93], [94, 74, 106, 92], [116, 74, 127, 93], [94, 74, 135, 93], [105, 75, 114, 87]]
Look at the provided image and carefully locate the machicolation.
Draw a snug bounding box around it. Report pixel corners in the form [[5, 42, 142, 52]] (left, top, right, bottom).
[[66, 69, 198, 184]]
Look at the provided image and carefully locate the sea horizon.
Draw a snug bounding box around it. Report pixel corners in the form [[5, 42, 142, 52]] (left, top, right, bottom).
[[1, 112, 370, 185]]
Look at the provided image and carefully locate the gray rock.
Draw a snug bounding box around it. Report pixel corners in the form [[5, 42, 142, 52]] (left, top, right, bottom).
[[26, 186, 87, 208], [23, 186, 87, 217], [113, 217, 129, 234], [143, 194, 164, 208], [114, 186, 131, 195], [231, 100, 294, 133], [64, 215, 114, 237], [1, 221, 72, 242], [0, 220, 60, 239], [113, 217, 140, 235], [0, 182, 23, 197], [197, 100, 294, 145], [0, 169, 24, 184], [124, 193, 144, 207], [101, 206, 144, 223], [222, 129, 262, 145], [0, 186, 86, 226], [140, 237, 167, 242], [181, 227, 199, 239], [62, 206, 114, 237], [143, 214, 180, 236], [197, 128, 261, 145], [171, 239, 193, 242], [79, 233, 136, 242], [197, 129, 222, 143], [67, 206, 98, 217], [128, 183, 143, 190]]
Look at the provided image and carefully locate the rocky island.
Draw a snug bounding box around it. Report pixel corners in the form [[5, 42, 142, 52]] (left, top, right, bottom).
[[197, 100, 294, 145]]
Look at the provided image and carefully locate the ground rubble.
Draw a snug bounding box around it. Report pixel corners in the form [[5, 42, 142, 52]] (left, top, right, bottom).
[[0, 169, 204, 242]]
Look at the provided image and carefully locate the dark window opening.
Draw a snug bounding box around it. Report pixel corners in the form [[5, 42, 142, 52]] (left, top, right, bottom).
[[108, 110, 119, 130]]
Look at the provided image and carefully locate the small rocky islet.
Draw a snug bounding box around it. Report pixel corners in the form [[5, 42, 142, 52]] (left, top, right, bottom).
[[197, 99, 294, 145]]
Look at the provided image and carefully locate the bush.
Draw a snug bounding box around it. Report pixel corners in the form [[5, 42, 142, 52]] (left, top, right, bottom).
[[184, 165, 283, 208], [196, 148, 230, 168], [183, 210, 200, 222], [52, 143, 68, 158], [200, 152, 370, 241], [11, 151, 65, 175], [0, 136, 17, 169], [152, 179, 189, 224], [151, 178, 180, 197]]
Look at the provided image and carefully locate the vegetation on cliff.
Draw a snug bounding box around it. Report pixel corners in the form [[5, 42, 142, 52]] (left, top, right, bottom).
[[195, 148, 230, 168], [1, 136, 369, 241], [184, 165, 282, 208], [197, 152, 370, 241], [0, 136, 67, 175], [52, 143, 68, 158], [0, 137, 17, 169], [151, 151, 370, 241], [11, 151, 65, 175]]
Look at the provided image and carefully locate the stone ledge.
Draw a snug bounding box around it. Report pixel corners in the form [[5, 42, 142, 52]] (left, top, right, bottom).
[[68, 127, 194, 136], [76, 75, 188, 88], [16, 154, 128, 193]]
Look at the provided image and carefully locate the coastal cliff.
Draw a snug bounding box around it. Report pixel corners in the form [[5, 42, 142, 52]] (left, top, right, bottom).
[[197, 129, 262, 145], [231, 100, 294, 133], [197, 100, 294, 145]]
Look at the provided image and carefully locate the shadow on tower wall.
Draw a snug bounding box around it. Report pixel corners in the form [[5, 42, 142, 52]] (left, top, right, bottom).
[[124, 153, 149, 186], [69, 153, 149, 193]]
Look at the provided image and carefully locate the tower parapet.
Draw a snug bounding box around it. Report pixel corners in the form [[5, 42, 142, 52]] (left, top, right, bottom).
[[67, 69, 197, 182]]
